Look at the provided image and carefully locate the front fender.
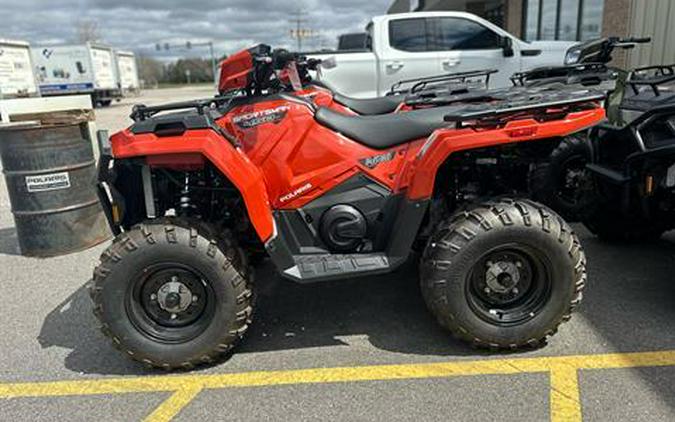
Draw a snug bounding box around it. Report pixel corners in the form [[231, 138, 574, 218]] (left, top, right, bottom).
[[111, 128, 275, 242]]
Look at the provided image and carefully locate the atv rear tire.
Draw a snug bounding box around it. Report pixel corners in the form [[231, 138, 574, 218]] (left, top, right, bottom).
[[90, 220, 253, 369], [529, 135, 594, 222], [420, 198, 585, 350]]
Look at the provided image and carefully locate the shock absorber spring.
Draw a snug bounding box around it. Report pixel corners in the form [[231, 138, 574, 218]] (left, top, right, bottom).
[[179, 172, 192, 212]]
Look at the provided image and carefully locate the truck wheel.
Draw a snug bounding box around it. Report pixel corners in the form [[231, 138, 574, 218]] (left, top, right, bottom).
[[529, 135, 594, 222], [420, 198, 585, 350], [90, 219, 253, 369]]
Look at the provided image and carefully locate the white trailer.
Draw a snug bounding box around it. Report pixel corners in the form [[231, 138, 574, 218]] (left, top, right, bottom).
[[31, 43, 121, 107], [0, 39, 39, 99], [114, 50, 140, 95]]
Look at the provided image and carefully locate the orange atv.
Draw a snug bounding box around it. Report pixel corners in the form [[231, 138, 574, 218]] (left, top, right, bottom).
[[93, 44, 604, 369]]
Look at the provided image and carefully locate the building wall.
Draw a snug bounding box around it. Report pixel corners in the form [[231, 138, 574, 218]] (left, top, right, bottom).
[[625, 0, 675, 67], [505, 0, 523, 37], [388, 0, 412, 13], [388, 0, 516, 31], [601, 0, 633, 67]]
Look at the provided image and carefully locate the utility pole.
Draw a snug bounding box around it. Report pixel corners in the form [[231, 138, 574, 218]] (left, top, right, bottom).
[[208, 41, 216, 88], [290, 10, 314, 52]]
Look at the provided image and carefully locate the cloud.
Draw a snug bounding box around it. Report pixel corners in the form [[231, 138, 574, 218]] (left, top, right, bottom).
[[1, 0, 390, 59]]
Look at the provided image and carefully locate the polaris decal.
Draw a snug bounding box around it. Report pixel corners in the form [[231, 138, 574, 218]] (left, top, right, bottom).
[[233, 106, 289, 129], [279, 182, 312, 203], [360, 151, 395, 169], [25, 172, 71, 192]]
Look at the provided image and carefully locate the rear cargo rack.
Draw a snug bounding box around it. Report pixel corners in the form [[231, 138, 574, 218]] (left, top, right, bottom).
[[627, 64, 675, 96], [510, 63, 611, 87], [440, 86, 605, 127], [387, 69, 497, 96]]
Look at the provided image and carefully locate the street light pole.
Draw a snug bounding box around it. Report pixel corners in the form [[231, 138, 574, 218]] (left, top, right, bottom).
[[208, 41, 217, 88]]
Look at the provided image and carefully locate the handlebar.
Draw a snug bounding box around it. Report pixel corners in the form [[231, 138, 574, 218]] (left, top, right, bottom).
[[620, 36, 651, 44], [568, 36, 652, 65], [247, 48, 323, 94]]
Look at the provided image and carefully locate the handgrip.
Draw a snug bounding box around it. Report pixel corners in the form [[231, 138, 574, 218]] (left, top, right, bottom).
[[622, 36, 651, 44]]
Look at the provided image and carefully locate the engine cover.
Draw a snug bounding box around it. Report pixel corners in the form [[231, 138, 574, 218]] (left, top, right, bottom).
[[319, 204, 367, 252]]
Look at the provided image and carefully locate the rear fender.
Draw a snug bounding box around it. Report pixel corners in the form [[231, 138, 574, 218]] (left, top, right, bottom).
[[406, 108, 606, 200], [110, 128, 275, 242]]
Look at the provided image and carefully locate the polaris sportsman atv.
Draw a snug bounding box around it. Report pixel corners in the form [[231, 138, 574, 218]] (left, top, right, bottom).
[[93, 44, 604, 369], [580, 64, 675, 240], [518, 37, 675, 239], [513, 37, 643, 218]]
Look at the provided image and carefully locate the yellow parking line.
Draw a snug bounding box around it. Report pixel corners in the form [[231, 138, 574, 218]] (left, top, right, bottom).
[[1, 350, 674, 422], [550, 363, 582, 422], [144, 386, 203, 422]]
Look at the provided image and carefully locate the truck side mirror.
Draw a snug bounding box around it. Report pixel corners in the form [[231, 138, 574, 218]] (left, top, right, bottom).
[[501, 37, 514, 57]]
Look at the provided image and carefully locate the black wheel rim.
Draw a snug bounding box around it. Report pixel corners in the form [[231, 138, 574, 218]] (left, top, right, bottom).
[[126, 263, 216, 343], [466, 244, 552, 326], [556, 154, 589, 208]]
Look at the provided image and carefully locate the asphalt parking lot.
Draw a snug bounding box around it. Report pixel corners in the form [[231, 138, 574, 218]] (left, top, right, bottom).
[[1, 86, 675, 422]]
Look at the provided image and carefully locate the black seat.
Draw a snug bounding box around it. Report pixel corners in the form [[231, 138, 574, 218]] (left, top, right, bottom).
[[309, 80, 403, 115], [333, 93, 404, 115], [314, 106, 453, 149]]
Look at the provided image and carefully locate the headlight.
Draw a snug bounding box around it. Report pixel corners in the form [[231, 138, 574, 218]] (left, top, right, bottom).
[[565, 48, 582, 65]]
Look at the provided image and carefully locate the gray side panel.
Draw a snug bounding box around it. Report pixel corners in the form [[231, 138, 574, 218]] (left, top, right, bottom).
[[627, 0, 675, 67]]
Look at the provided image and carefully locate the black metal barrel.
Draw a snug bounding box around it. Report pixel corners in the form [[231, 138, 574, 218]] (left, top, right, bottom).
[[0, 121, 110, 257]]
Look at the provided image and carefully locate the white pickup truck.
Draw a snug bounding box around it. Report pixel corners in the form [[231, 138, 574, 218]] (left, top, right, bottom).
[[311, 12, 577, 98]]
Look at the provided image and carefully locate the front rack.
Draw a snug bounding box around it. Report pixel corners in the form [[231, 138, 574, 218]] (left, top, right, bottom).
[[627, 64, 675, 96], [387, 69, 497, 96], [130, 94, 240, 122]]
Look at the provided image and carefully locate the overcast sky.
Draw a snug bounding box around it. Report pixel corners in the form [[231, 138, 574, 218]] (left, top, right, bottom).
[[2, 0, 391, 59]]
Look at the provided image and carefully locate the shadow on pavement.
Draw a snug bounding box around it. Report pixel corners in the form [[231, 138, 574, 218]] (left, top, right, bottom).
[[0, 226, 21, 256], [579, 229, 675, 413], [37, 281, 154, 376], [38, 258, 482, 376], [240, 259, 480, 357], [37, 230, 675, 393]]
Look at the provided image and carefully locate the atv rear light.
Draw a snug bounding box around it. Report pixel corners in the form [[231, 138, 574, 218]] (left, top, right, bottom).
[[645, 175, 655, 195], [111, 204, 121, 223]]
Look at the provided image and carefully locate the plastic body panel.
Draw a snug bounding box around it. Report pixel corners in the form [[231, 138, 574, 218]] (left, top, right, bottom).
[[109, 94, 605, 245]]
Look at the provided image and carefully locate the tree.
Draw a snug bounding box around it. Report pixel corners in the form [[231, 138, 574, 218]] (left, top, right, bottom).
[[136, 55, 164, 88], [165, 58, 214, 84]]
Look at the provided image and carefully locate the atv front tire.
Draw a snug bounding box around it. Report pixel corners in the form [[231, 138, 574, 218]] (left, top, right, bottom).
[[90, 220, 253, 369], [420, 198, 585, 350]]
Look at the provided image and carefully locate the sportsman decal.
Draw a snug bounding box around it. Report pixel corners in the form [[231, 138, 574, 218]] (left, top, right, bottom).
[[233, 105, 290, 129]]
